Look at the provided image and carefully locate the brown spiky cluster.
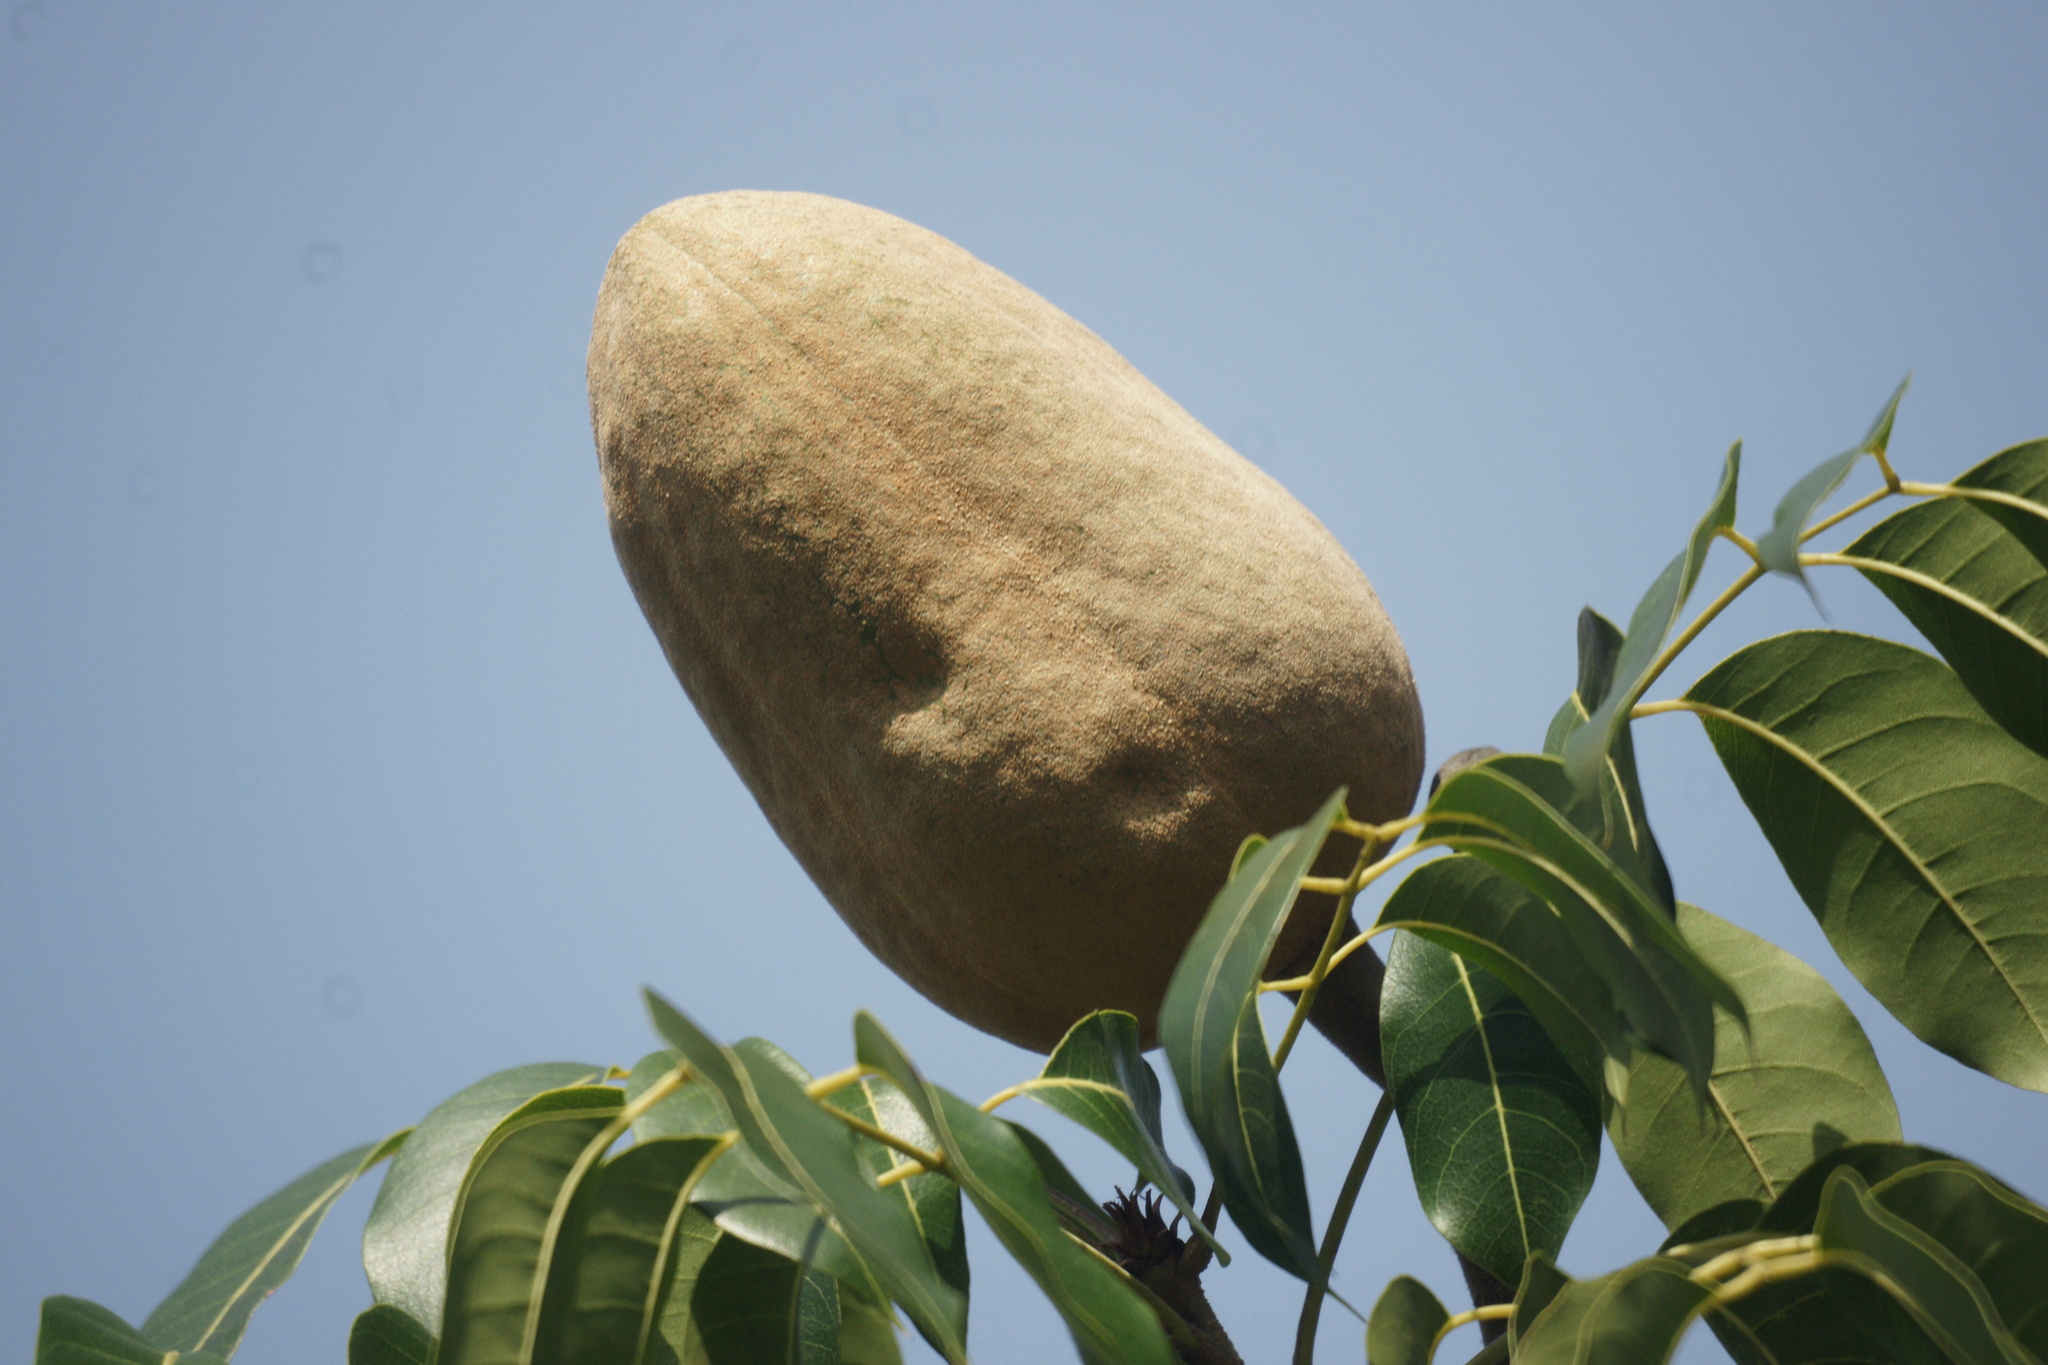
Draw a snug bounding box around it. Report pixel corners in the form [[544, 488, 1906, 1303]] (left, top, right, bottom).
[[1100, 1188, 1187, 1274]]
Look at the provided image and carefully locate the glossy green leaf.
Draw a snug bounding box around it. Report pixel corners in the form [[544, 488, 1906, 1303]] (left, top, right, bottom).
[[1512, 1257, 1711, 1365], [1682, 630, 2048, 1091], [1424, 756, 1742, 1099], [1841, 495, 2048, 756], [1372, 855, 1625, 1097], [823, 1073, 971, 1311], [1566, 441, 1740, 791], [1610, 904, 1900, 1231], [644, 992, 969, 1363], [552, 1136, 730, 1365], [1814, 1170, 2034, 1365], [348, 1306, 436, 1365], [1364, 1276, 1449, 1365], [142, 1131, 408, 1359], [1545, 608, 1674, 912], [1757, 377, 1910, 589], [366, 1063, 605, 1332], [1381, 932, 1601, 1286], [853, 1012, 1177, 1365], [1159, 789, 1342, 1283], [35, 1298, 225, 1365], [1019, 1011, 1221, 1259], [437, 1086, 625, 1365], [1952, 438, 2048, 567]]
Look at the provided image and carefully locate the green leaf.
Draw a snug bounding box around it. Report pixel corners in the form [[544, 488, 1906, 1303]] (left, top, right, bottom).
[[1682, 630, 2048, 1091], [1814, 1170, 2035, 1365], [438, 1086, 626, 1365], [1566, 441, 1740, 791], [853, 1012, 1178, 1365], [1696, 1143, 1968, 1365], [1424, 756, 1743, 1101], [1372, 855, 1626, 1097], [1512, 1257, 1712, 1365], [643, 992, 969, 1363], [1364, 1276, 1449, 1365], [1610, 904, 1900, 1232], [625, 1049, 874, 1293], [822, 1074, 972, 1311], [142, 1132, 408, 1359], [692, 1235, 828, 1365], [1159, 789, 1342, 1283], [1757, 377, 1911, 589], [1840, 496, 2048, 756], [653, 1206, 723, 1363], [1951, 437, 2048, 567], [551, 1136, 731, 1365], [1870, 1161, 2048, 1360], [1018, 1011, 1223, 1262], [35, 1298, 225, 1365], [1509, 1255, 1571, 1352], [1546, 608, 1674, 912], [366, 1063, 605, 1332], [349, 1306, 436, 1365], [1380, 931, 1602, 1286]]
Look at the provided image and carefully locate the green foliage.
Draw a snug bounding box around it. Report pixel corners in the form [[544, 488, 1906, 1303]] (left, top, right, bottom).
[[1684, 631, 2048, 1092], [1380, 932, 1601, 1285], [1159, 788, 1342, 1285], [37, 384, 2048, 1365], [1607, 903, 1901, 1231]]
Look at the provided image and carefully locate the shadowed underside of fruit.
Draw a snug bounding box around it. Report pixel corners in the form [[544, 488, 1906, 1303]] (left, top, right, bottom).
[[588, 190, 1424, 1051]]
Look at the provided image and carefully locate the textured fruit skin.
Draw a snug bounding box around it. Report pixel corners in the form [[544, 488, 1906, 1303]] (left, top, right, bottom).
[[589, 191, 1424, 1051]]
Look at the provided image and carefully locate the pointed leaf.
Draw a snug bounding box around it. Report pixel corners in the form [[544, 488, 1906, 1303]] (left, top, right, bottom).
[[1758, 377, 1910, 587], [1546, 608, 1674, 911], [1869, 1161, 2048, 1360], [644, 992, 969, 1363], [366, 1063, 605, 1332], [1159, 789, 1342, 1283], [1364, 1277, 1449, 1365], [1610, 904, 1900, 1232], [1512, 1257, 1711, 1365], [1381, 932, 1602, 1286], [349, 1306, 436, 1365], [1842, 495, 2048, 756], [1683, 631, 2048, 1091], [36, 1298, 225, 1365], [437, 1086, 625, 1365], [142, 1132, 407, 1359], [1568, 442, 1740, 789], [1814, 1170, 2035, 1365], [854, 1012, 1178, 1365], [553, 1136, 729, 1365], [1020, 1010, 1222, 1262]]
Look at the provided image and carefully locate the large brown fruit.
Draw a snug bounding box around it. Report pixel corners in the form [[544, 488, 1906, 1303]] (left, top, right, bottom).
[[588, 191, 1424, 1052]]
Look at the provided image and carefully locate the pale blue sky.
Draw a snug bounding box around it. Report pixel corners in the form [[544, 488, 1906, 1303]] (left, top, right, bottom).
[[4, 5, 2045, 1362]]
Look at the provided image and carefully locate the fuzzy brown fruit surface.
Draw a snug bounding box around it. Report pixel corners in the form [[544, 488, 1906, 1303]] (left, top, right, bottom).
[[588, 191, 1424, 1052]]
